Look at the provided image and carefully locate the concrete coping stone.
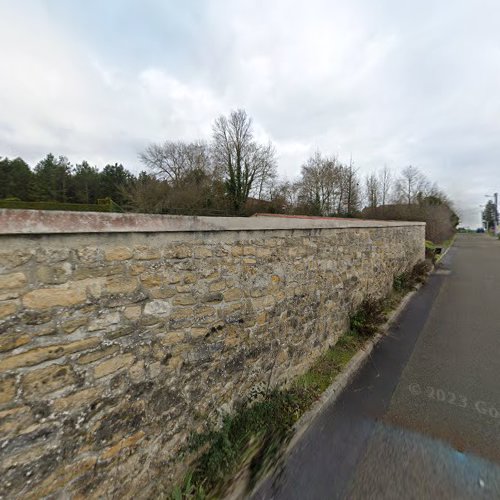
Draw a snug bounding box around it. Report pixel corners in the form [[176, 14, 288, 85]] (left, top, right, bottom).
[[0, 209, 425, 235]]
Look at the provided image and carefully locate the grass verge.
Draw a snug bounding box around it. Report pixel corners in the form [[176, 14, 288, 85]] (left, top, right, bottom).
[[169, 260, 431, 499]]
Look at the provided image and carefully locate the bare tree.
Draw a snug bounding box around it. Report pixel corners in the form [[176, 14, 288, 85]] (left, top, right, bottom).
[[298, 152, 342, 215], [365, 173, 380, 209], [212, 109, 277, 213], [394, 165, 429, 205], [139, 140, 211, 185], [253, 142, 278, 200], [341, 160, 361, 216], [378, 165, 392, 206]]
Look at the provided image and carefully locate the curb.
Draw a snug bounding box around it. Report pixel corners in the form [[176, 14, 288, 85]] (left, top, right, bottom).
[[248, 284, 422, 498], [283, 284, 420, 453], [435, 236, 455, 264]]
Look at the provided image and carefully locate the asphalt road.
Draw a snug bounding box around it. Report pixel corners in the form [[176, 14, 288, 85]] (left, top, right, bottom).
[[254, 234, 500, 499]]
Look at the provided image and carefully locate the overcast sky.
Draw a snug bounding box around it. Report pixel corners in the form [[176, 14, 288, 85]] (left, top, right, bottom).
[[1, 0, 499, 226]]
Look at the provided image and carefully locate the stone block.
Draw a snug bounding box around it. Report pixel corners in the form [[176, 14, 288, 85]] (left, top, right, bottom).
[[106, 276, 139, 294], [0, 272, 27, 290], [144, 300, 171, 316], [94, 353, 135, 378], [0, 331, 31, 352], [173, 294, 196, 306], [36, 263, 72, 285], [160, 330, 185, 345], [201, 292, 223, 303], [104, 247, 133, 261], [60, 317, 88, 334], [0, 337, 101, 371], [124, 305, 142, 320], [100, 430, 145, 460], [0, 375, 16, 404], [0, 300, 19, 319], [164, 245, 192, 259], [52, 387, 100, 412], [252, 295, 276, 310], [194, 306, 217, 325], [256, 247, 272, 258], [88, 312, 121, 332], [140, 273, 163, 288], [77, 345, 120, 364], [22, 364, 77, 397], [129, 360, 145, 382], [0, 250, 32, 270], [134, 246, 161, 260], [73, 264, 124, 280], [23, 287, 86, 309], [223, 288, 244, 302], [76, 246, 100, 263], [209, 280, 226, 292], [193, 247, 212, 258], [231, 246, 244, 257], [243, 246, 256, 255], [169, 307, 194, 328]]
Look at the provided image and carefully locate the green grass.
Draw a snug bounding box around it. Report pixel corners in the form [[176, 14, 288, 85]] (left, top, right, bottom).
[[295, 332, 363, 395], [181, 333, 365, 498], [169, 260, 431, 499]]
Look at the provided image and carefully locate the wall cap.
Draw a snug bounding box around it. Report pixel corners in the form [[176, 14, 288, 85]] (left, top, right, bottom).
[[0, 209, 425, 235]]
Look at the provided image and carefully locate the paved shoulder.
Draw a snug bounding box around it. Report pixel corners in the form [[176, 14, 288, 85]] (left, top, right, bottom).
[[255, 234, 500, 499]]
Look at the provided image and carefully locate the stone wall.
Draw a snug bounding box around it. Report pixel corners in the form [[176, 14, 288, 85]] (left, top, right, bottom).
[[0, 211, 424, 498]]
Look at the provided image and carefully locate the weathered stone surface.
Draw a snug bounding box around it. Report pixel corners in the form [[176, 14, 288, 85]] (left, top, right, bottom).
[[223, 288, 244, 302], [209, 280, 226, 292], [36, 263, 72, 284], [0, 219, 424, 497], [124, 305, 142, 320], [0, 300, 18, 318], [0, 375, 16, 403], [94, 353, 135, 378], [173, 294, 196, 306], [100, 430, 145, 460], [60, 317, 88, 334], [0, 331, 31, 352], [0, 272, 27, 290], [104, 246, 133, 261], [134, 246, 161, 260], [23, 287, 86, 309], [22, 364, 77, 397], [88, 312, 121, 332], [77, 345, 120, 364], [106, 276, 138, 294], [0, 338, 100, 371], [52, 387, 100, 412], [0, 249, 32, 270], [144, 300, 171, 316], [164, 245, 192, 259], [193, 247, 212, 258]]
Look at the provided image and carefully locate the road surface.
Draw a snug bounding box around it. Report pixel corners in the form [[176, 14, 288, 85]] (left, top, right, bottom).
[[254, 234, 500, 499]]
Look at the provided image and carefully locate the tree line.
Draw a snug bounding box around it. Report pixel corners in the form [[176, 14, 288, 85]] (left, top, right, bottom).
[[1, 108, 458, 240], [0, 154, 133, 207]]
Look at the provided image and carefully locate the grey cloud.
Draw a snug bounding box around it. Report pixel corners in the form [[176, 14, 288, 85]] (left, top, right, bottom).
[[1, 0, 500, 226]]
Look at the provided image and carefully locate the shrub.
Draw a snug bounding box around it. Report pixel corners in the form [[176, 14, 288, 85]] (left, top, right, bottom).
[[394, 260, 432, 293], [349, 297, 386, 337]]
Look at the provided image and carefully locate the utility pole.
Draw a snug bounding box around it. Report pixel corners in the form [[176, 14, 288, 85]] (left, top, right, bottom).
[[495, 193, 499, 235]]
